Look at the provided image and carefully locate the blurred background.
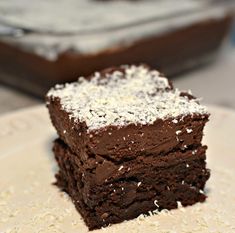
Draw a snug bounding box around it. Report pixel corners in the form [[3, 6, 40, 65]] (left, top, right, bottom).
[[0, 0, 235, 114]]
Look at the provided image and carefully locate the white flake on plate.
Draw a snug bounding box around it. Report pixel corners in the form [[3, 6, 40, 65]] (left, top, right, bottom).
[[160, 209, 170, 215], [148, 211, 153, 216], [47, 65, 208, 131], [177, 201, 186, 212], [152, 221, 160, 227], [137, 214, 145, 222], [186, 164, 190, 168], [137, 182, 142, 187]]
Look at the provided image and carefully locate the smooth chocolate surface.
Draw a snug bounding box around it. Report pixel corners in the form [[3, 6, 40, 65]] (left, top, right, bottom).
[[47, 95, 209, 161]]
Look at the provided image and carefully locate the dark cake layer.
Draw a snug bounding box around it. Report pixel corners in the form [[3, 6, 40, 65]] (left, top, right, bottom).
[[53, 139, 210, 230], [48, 96, 209, 161]]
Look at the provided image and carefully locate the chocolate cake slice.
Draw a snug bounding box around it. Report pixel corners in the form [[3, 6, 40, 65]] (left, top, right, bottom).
[[46, 65, 210, 230]]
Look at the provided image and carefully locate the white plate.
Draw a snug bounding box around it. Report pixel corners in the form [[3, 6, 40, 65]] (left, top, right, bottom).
[[0, 105, 235, 233]]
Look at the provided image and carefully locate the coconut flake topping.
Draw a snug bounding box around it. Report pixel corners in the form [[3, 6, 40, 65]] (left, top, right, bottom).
[[47, 65, 207, 130]]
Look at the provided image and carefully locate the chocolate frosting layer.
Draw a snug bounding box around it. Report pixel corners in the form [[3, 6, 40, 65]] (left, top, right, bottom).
[[47, 65, 209, 160], [48, 96, 208, 160]]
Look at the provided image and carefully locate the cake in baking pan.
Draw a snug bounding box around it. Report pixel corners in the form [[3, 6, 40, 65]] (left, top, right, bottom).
[[0, 0, 234, 96]]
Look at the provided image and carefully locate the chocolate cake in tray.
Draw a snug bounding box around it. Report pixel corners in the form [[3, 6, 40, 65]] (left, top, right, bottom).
[[0, 0, 235, 96], [46, 65, 210, 230]]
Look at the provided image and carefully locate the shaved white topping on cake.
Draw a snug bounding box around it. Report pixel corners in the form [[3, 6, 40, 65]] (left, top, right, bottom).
[[186, 128, 193, 133], [176, 130, 182, 135], [118, 165, 124, 171], [47, 65, 208, 130], [172, 119, 178, 124]]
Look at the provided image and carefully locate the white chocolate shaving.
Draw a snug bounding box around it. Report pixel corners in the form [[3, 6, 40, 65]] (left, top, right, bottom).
[[47, 65, 208, 131]]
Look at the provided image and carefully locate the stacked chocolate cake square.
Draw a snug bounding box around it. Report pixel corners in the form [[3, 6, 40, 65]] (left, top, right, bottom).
[[46, 65, 210, 230]]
